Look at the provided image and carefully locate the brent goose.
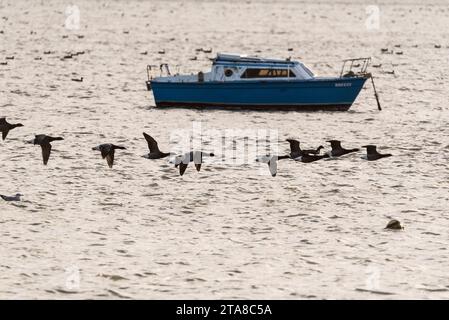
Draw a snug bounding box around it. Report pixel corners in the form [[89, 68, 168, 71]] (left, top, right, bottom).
[[302, 145, 324, 155], [326, 140, 359, 157], [142, 132, 170, 159], [287, 139, 326, 161], [92, 144, 126, 168], [27, 134, 64, 165], [71, 77, 83, 82], [292, 153, 328, 163], [169, 151, 214, 176], [0, 193, 22, 201], [256, 154, 290, 177], [385, 219, 403, 230], [361, 145, 392, 161], [0, 117, 23, 140]]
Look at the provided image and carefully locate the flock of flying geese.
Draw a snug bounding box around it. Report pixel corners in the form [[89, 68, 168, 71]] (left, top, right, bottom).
[[1, 116, 392, 178], [1, 116, 402, 230]]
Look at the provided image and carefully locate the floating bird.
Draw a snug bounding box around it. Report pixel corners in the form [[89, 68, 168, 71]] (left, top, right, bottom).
[[361, 145, 392, 161], [43, 51, 53, 54], [27, 134, 64, 165], [434, 44, 441, 49], [385, 219, 403, 230], [256, 154, 290, 177], [158, 49, 165, 54], [395, 51, 403, 55], [71, 77, 83, 82], [0, 62, 7, 65], [169, 151, 214, 176], [92, 144, 126, 168], [0, 117, 24, 140], [189, 56, 198, 61], [140, 51, 148, 55], [202, 48, 212, 53], [142, 132, 170, 159], [372, 64, 382, 68], [0, 193, 22, 201], [63, 54, 73, 59], [5, 56, 14, 60], [326, 140, 359, 157]]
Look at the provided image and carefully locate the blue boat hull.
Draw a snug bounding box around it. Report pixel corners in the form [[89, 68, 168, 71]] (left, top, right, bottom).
[[150, 77, 368, 111]]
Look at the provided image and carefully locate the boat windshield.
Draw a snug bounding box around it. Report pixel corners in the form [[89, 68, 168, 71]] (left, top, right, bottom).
[[241, 68, 296, 78], [299, 63, 314, 77]]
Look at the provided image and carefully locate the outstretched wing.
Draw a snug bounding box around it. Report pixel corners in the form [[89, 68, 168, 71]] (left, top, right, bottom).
[[106, 150, 115, 168], [41, 144, 52, 165], [286, 139, 300, 153], [329, 140, 342, 150], [2, 129, 9, 140], [0, 118, 7, 125], [100, 146, 109, 159], [268, 159, 277, 177], [364, 145, 377, 154], [179, 163, 188, 176], [143, 132, 160, 153]]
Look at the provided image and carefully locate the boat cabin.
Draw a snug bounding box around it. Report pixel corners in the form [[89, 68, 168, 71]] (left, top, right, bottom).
[[151, 53, 315, 83]]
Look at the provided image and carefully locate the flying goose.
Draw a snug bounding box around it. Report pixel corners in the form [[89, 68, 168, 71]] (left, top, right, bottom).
[[169, 151, 214, 176], [286, 139, 326, 162], [0, 117, 23, 140], [326, 140, 359, 157], [256, 154, 290, 177], [92, 144, 126, 168], [361, 145, 392, 161], [27, 134, 64, 165], [142, 132, 170, 159]]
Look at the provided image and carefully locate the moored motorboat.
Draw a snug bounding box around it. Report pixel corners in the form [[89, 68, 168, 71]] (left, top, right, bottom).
[[146, 53, 377, 111]]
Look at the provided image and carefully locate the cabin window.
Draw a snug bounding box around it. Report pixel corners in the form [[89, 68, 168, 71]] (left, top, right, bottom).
[[224, 69, 234, 77], [240, 68, 296, 78]]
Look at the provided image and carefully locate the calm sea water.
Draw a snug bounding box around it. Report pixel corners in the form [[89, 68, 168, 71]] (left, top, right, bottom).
[[0, 0, 448, 299]]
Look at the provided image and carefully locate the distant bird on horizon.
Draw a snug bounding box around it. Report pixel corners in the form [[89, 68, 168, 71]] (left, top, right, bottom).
[[326, 140, 359, 158], [0, 193, 22, 201], [256, 154, 290, 177], [27, 134, 64, 165], [142, 132, 170, 159], [92, 144, 126, 168], [361, 145, 392, 161], [0, 117, 23, 140], [169, 151, 214, 176]]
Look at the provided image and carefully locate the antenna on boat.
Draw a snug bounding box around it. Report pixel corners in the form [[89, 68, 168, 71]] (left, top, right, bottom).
[[369, 74, 382, 111]]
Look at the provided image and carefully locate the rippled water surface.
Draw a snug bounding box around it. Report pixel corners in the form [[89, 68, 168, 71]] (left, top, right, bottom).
[[0, 0, 448, 299]]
